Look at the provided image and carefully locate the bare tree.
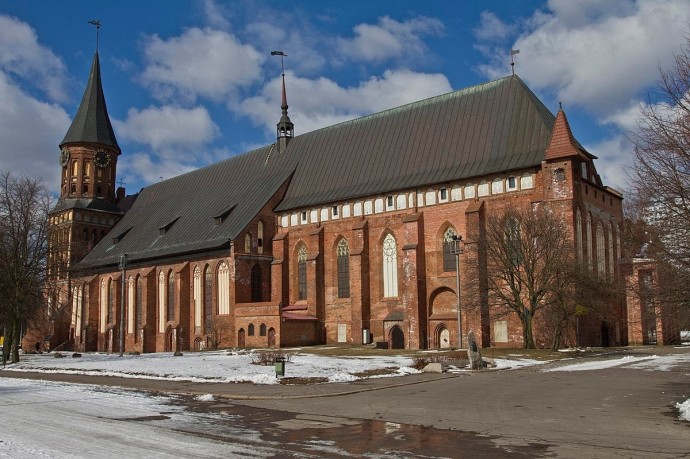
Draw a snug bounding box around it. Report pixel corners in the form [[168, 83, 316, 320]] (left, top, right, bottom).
[[482, 206, 575, 349], [628, 36, 690, 333], [207, 316, 232, 350], [0, 171, 52, 363]]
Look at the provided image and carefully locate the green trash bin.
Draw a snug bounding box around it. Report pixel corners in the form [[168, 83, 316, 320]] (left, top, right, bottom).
[[275, 357, 286, 377]]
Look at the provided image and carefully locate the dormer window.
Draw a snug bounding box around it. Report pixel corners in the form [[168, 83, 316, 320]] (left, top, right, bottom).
[[112, 227, 132, 244], [158, 217, 180, 235], [213, 204, 236, 225]]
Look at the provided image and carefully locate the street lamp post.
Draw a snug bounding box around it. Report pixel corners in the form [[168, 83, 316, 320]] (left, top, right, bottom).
[[118, 253, 127, 357], [451, 235, 464, 348]]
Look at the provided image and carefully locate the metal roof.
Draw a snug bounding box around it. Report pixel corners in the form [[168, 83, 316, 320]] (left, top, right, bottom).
[[75, 145, 294, 270], [275, 75, 556, 211], [60, 52, 120, 151], [74, 75, 569, 271]]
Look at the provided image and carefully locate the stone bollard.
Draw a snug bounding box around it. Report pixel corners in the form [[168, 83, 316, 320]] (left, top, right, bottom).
[[467, 330, 484, 370]]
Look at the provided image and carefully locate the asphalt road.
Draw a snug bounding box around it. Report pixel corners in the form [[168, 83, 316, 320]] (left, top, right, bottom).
[[2, 347, 689, 458]]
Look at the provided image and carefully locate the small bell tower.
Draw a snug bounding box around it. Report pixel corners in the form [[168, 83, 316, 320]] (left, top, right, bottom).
[[272, 51, 294, 153]]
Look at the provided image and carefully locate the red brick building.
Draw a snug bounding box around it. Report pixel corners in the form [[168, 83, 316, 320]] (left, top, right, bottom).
[[31, 51, 632, 353]]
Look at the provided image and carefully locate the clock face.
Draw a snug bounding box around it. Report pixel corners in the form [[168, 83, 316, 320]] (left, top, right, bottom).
[[59, 149, 70, 167], [93, 150, 110, 168]]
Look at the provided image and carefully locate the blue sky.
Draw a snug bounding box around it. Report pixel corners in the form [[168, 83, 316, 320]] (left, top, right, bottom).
[[1, 1, 689, 196]]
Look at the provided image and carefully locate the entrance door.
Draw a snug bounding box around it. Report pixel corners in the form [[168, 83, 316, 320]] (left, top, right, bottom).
[[238, 329, 246, 348], [390, 326, 405, 349], [439, 327, 450, 348], [268, 328, 276, 347]]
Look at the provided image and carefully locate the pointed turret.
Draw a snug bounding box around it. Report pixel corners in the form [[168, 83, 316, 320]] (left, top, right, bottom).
[[276, 73, 294, 153], [60, 52, 120, 152], [544, 105, 587, 161]]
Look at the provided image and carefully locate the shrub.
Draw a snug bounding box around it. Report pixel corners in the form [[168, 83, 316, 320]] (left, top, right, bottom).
[[250, 349, 294, 366]]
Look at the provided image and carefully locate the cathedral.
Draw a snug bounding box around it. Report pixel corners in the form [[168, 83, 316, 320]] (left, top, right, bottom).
[[32, 49, 640, 354]]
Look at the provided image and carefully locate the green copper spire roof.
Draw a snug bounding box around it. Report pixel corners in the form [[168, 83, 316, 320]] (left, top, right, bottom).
[[60, 52, 120, 152]]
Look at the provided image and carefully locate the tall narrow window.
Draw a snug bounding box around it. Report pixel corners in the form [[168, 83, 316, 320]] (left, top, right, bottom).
[[135, 275, 142, 335], [297, 245, 308, 300], [260, 323, 267, 336], [100, 279, 108, 333], [193, 266, 202, 330], [167, 271, 175, 322], [443, 228, 458, 272], [127, 276, 134, 334], [586, 213, 593, 271], [575, 209, 582, 262], [382, 234, 398, 297], [257, 221, 264, 254], [608, 222, 615, 280], [108, 278, 114, 324], [251, 264, 262, 302], [245, 233, 252, 253], [218, 261, 230, 315], [248, 323, 255, 336], [204, 266, 212, 333], [158, 271, 166, 332], [506, 218, 522, 267], [596, 223, 606, 277], [337, 239, 350, 298]]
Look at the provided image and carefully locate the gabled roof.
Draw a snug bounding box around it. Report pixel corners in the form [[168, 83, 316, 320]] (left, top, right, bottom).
[[75, 145, 295, 270], [60, 52, 120, 151], [276, 75, 557, 211]]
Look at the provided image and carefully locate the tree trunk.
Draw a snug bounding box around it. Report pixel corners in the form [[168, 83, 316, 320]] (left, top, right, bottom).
[[11, 318, 20, 363], [520, 309, 536, 349]]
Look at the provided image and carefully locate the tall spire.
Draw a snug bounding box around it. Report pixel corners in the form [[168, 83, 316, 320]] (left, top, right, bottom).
[[544, 104, 586, 161], [60, 51, 120, 152], [272, 51, 293, 153]]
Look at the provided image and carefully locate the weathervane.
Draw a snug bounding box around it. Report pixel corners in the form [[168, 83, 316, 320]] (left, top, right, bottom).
[[88, 19, 101, 51], [510, 49, 520, 75], [271, 50, 287, 76]]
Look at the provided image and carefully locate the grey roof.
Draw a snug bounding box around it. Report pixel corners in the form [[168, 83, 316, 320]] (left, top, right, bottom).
[[74, 75, 565, 271], [51, 197, 123, 215], [60, 52, 120, 151], [276, 75, 555, 211], [75, 145, 294, 270]]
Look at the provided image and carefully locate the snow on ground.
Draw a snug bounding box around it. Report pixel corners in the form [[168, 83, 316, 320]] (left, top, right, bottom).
[[544, 353, 690, 372], [677, 399, 690, 421], [2, 351, 423, 385]]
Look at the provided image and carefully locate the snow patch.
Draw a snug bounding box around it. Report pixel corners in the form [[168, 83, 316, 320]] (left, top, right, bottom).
[[676, 398, 690, 421]]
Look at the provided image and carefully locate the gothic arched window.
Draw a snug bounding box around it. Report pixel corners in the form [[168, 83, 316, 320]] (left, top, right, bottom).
[[575, 209, 583, 262], [251, 264, 262, 302], [382, 233, 398, 297], [217, 261, 230, 315], [337, 239, 350, 298], [204, 266, 212, 333], [596, 223, 606, 277], [167, 271, 175, 322], [297, 245, 308, 300], [443, 227, 458, 272]]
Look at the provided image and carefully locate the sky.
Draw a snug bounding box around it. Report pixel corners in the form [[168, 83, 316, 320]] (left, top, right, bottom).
[[1, 0, 690, 196]]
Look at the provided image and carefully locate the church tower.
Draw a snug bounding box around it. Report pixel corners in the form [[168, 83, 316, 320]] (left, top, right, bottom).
[[47, 47, 125, 319]]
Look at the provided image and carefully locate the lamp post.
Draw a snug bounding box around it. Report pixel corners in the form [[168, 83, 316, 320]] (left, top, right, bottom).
[[118, 253, 127, 357], [450, 235, 464, 348]]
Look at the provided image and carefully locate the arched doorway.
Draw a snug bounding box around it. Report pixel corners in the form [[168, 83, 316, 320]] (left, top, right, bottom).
[[194, 337, 203, 351], [268, 328, 276, 347], [164, 326, 174, 352], [437, 326, 450, 349], [390, 326, 405, 349], [238, 328, 246, 348]]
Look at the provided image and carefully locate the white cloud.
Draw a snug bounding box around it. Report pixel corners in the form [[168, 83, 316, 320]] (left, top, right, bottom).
[[140, 27, 264, 103], [115, 106, 219, 151], [237, 69, 452, 136], [337, 16, 444, 62], [0, 72, 71, 192], [476, 0, 690, 116], [0, 15, 69, 102], [585, 135, 635, 191], [473, 11, 517, 42], [118, 152, 198, 188]]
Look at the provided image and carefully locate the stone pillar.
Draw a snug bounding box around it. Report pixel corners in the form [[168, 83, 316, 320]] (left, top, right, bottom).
[[308, 227, 325, 342], [350, 220, 369, 344], [464, 202, 490, 348], [401, 213, 425, 349]]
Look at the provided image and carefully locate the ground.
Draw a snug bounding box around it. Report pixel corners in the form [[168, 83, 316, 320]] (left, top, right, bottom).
[[1, 346, 688, 457]]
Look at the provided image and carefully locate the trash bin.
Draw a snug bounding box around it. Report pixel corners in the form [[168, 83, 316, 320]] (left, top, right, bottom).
[[275, 357, 286, 377]]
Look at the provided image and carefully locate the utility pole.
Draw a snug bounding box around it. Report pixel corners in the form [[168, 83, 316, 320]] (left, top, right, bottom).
[[451, 235, 464, 348]]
